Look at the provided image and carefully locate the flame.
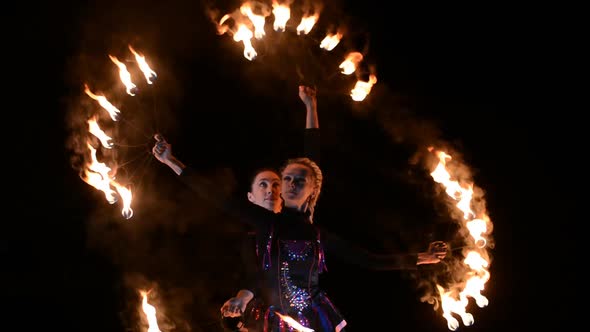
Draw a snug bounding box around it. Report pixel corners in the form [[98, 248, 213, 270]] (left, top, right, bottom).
[[111, 180, 133, 219], [87, 116, 113, 149], [128, 45, 157, 84], [438, 284, 473, 331], [240, 2, 268, 39], [271, 1, 291, 31], [81, 142, 117, 204], [428, 147, 493, 330], [275, 312, 314, 332], [84, 84, 121, 121], [466, 217, 488, 248], [234, 24, 258, 60], [216, 8, 258, 61], [319, 32, 343, 51], [217, 14, 232, 35], [350, 74, 377, 101], [296, 13, 319, 35], [339, 52, 363, 75], [82, 169, 117, 204], [140, 290, 161, 332], [109, 55, 137, 96], [429, 150, 475, 219]]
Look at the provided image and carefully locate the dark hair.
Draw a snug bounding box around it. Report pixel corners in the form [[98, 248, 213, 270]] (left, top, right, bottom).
[[246, 167, 280, 192]]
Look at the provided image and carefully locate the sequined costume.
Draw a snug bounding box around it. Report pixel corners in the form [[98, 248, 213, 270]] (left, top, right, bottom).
[[177, 129, 420, 331], [252, 207, 344, 332], [180, 167, 421, 332], [253, 206, 423, 331]]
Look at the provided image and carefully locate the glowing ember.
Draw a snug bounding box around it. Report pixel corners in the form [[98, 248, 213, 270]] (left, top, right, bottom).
[[81, 169, 117, 204]]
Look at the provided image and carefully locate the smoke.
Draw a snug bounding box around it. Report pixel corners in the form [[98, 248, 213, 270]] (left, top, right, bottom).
[[61, 0, 496, 330], [119, 273, 206, 332], [76, 170, 244, 331], [352, 78, 495, 325], [61, 2, 250, 330]]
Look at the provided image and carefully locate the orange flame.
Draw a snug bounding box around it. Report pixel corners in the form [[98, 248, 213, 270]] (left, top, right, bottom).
[[84, 84, 121, 121], [109, 55, 137, 96], [217, 14, 232, 35], [428, 147, 492, 330], [319, 32, 343, 51], [217, 9, 258, 61], [350, 74, 377, 101], [296, 13, 319, 35], [275, 312, 314, 332], [111, 180, 133, 219], [87, 116, 113, 149], [240, 2, 269, 39], [339, 52, 363, 75], [234, 24, 258, 60], [128, 45, 157, 85], [271, 1, 291, 31], [139, 290, 161, 332], [81, 142, 117, 204]]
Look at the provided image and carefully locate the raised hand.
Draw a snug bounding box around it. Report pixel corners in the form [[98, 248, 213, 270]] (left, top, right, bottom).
[[152, 133, 172, 163], [298, 85, 317, 108]]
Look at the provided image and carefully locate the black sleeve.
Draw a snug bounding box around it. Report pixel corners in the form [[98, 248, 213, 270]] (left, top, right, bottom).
[[237, 231, 261, 293], [304, 128, 321, 165], [178, 166, 273, 230], [322, 230, 418, 270]]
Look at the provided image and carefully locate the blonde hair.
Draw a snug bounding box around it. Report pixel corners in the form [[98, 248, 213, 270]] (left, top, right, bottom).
[[280, 157, 323, 223]]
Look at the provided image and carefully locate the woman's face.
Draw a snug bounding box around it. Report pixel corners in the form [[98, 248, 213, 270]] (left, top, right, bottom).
[[281, 163, 315, 209], [248, 170, 281, 213]]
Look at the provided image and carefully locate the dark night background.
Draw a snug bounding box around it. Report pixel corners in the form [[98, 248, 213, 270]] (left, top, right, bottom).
[[4, 0, 577, 331]]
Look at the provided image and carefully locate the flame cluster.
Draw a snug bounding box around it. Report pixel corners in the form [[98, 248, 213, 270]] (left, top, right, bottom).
[[70, 3, 496, 331], [79, 45, 158, 220], [213, 0, 376, 101], [428, 147, 493, 330]]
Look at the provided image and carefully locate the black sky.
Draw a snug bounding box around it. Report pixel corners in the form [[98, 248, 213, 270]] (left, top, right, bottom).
[[5, 0, 576, 331]]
